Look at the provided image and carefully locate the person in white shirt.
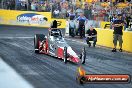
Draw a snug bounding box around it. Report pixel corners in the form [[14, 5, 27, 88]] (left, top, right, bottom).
[[53, 9, 60, 18], [69, 20, 76, 37]]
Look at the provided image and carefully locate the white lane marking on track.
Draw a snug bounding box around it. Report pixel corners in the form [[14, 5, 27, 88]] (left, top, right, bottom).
[[0, 57, 34, 88], [8, 42, 32, 50], [0, 37, 33, 39]]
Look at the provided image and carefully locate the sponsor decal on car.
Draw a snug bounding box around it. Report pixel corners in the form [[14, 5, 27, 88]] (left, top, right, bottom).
[[17, 13, 48, 25]]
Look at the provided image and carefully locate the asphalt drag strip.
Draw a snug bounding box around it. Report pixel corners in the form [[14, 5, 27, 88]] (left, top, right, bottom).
[[0, 25, 132, 88]]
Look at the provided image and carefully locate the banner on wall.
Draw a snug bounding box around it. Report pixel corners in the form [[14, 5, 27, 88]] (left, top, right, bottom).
[[100, 21, 110, 29], [0, 10, 66, 28], [17, 13, 48, 25]]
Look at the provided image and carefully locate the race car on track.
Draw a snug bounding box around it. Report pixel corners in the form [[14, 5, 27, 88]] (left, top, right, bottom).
[[34, 28, 86, 64]]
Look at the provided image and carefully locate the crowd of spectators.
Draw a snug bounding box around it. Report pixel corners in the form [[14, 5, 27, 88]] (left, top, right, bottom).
[[30, 0, 51, 11], [0, 0, 131, 29], [50, 0, 132, 28], [1, 0, 15, 10]]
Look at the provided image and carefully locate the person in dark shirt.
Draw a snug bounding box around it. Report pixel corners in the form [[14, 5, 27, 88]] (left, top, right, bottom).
[[86, 26, 97, 47], [51, 20, 57, 28], [112, 14, 124, 52], [125, 14, 131, 29], [69, 9, 76, 20]]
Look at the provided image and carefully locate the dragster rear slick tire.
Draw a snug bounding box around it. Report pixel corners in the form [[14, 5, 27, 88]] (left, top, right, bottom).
[[63, 46, 67, 63], [34, 35, 39, 53], [34, 34, 46, 53]]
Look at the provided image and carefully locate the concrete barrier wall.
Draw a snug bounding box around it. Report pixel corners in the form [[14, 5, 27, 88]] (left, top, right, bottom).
[[96, 28, 132, 52]]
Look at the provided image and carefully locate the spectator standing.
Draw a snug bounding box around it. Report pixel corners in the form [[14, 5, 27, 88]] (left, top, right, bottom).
[[92, 8, 96, 20], [66, 8, 71, 18], [112, 14, 124, 52], [31, 2, 36, 11], [125, 14, 131, 29], [110, 14, 118, 29], [116, 8, 122, 15], [45, 3, 51, 12], [87, 6, 92, 20], [69, 20, 76, 37], [104, 8, 109, 21], [6, 1, 11, 10], [61, 7, 67, 18], [41, 4, 46, 11], [76, 7, 84, 17], [77, 13, 88, 38], [69, 9, 76, 20], [10, 0, 15, 10], [21, 1, 27, 10], [53, 9, 60, 18], [37, 3, 41, 11], [84, 7, 89, 19]]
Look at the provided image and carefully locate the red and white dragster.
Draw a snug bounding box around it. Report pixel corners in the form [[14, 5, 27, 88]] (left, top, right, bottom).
[[34, 28, 86, 64]]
